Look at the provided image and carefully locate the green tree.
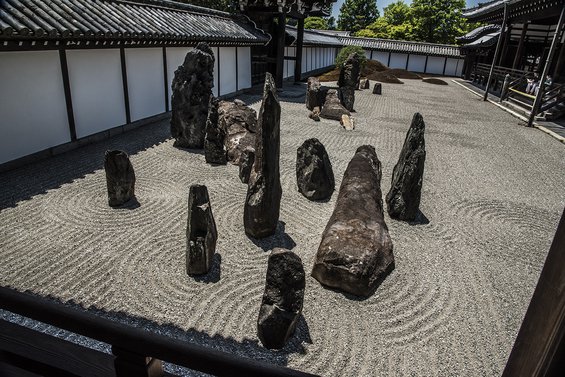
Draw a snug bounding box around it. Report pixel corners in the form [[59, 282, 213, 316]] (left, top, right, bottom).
[[382, 0, 412, 25], [337, 0, 380, 33], [356, 1, 413, 40], [410, 0, 467, 44], [335, 46, 367, 67], [304, 17, 329, 30]]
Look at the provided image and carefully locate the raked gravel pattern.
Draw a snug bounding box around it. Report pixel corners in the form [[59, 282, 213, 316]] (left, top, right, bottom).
[[1, 78, 564, 376]]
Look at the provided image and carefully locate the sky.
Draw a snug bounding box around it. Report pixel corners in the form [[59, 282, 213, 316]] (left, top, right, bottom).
[[331, 0, 481, 20]]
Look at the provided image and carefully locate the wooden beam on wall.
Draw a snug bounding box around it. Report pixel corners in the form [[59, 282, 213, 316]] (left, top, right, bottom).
[[119, 47, 131, 124], [58, 48, 77, 141], [163, 47, 169, 112]]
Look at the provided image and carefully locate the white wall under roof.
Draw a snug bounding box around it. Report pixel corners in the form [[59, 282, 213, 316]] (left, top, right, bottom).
[[166, 47, 193, 103], [219, 47, 237, 96], [426, 56, 446, 75], [0, 51, 70, 164], [237, 47, 252, 90], [407, 54, 427, 73], [67, 49, 126, 138], [389, 53, 408, 69]]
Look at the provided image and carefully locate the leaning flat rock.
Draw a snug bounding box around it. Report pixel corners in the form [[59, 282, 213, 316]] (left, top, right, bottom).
[[296, 138, 335, 201], [104, 150, 135, 207], [244, 73, 282, 238], [204, 97, 227, 165], [312, 145, 394, 297], [257, 248, 305, 349], [306, 77, 322, 110], [386, 112, 426, 221], [186, 184, 217, 275], [170, 42, 215, 148], [338, 53, 360, 111], [373, 83, 382, 95], [319, 89, 350, 121], [219, 100, 257, 165]]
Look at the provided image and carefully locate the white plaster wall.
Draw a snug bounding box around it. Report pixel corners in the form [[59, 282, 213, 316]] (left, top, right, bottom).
[[66, 49, 126, 138], [237, 47, 252, 90], [284, 47, 295, 79], [444, 58, 459, 76], [407, 54, 427, 73], [219, 47, 237, 95], [302, 48, 307, 73], [125, 48, 165, 122], [455, 58, 464, 76], [372, 51, 390, 66], [0, 51, 70, 164], [389, 53, 408, 69], [165, 47, 193, 104], [426, 56, 446, 75]]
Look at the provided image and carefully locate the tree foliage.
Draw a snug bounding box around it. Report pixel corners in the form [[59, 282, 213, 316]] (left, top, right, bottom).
[[335, 46, 367, 67], [304, 17, 329, 30], [337, 0, 380, 33]]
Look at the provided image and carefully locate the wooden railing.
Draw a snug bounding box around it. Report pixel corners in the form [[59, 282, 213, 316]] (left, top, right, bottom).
[[470, 63, 529, 93], [0, 287, 318, 377]]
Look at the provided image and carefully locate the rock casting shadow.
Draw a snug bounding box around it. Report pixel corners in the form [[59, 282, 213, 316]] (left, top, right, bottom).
[[116, 197, 141, 210], [192, 254, 221, 284], [408, 210, 430, 225], [248, 221, 297, 252]]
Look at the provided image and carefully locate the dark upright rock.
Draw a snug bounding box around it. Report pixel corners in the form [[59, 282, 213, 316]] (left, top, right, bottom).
[[104, 150, 135, 207], [306, 77, 322, 110], [296, 138, 334, 201], [204, 97, 227, 165], [257, 248, 305, 349], [312, 145, 395, 297], [359, 78, 370, 89], [244, 73, 282, 238], [386, 112, 426, 221], [219, 100, 257, 165], [373, 83, 382, 95], [170, 42, 215, 149], [239, 147, 255, 184], [186, 184, 217, 275], [338, 53, 360, 111], [319, 89, 350, 121]]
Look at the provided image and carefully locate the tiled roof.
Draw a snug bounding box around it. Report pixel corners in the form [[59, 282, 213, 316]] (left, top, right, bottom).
[[286, 26, 343, 46], [462, 0, 564, 21], [456, 24, 500, 42], [338, 36, 462, 57], [0, 0, 269, 45], [460, 31, 500, 49], [462, 0, 506, 18]]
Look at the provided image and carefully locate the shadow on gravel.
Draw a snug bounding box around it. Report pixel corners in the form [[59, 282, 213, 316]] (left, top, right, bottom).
[[248, 221, 297, 252], [192, 254, 222, 284], [408, 210, 430, 225]]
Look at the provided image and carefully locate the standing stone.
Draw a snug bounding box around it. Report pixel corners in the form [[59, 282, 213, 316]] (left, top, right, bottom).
[[306, 77, 322, 110], [244, 73, 282, 238], [309, 106, 321, 121], [338, 53, 360, 111], [340, 114, 354, 130], [386, 113, 426, 221], [319, 89, 350, 121], [239, 147, 255, 184], [104, 150, 135, 207], [312, 145, 395, 297], [186, 184, 217, 275], [373, 83, 382, 95], [219, 100, 257, 165], [359, 78, 370, 89], [171, 42, 215, 149], [257, 248, 305, 349], [296, 138, 335, 201], [204, 97, 227, 165]]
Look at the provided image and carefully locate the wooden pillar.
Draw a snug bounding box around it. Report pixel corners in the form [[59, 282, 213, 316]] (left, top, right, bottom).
[[275, 14, 286, 88], [59, 48, 77, 141], [499, 25, 512, 66], [528, 5, 565, 126], [501, 208, 565, 376], [294, 17, 304, 82], [553, 41, 565, 81], [512, 23, 528, 69], [484, 2, 508, 101]]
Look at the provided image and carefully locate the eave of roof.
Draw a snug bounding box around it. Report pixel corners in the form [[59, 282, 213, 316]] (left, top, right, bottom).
[[456, 24, 500, 42], [338, 36, 462, 57], [286, 26, 343, 46], [462, 0, 565, 22], [461, 31, 500, 49]]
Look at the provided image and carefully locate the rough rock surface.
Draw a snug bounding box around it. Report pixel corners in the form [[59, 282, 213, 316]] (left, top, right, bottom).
[[312, 145, 395, 297], [204, 97, 227, 165], [219, 100, 257, 165], [104, 150, 135, 207], [257, 248, 305, 349], [170, 42, 215, 149], [244, 73, 282, 238], [373, 83, 382, 95], [186, 184, 217, 275], [319, 89, 350, 121], [359, 78, 370, 89], [296, 138, 335, 201], [309, 106, 321, 121], [340, 114, 354, 130], [239, 147, 255, 184], [386, 112, 426, 221], [338, 53, 360, 111], [306, 77, 322, 110]]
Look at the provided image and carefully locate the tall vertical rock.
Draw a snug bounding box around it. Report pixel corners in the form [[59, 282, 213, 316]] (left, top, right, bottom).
[[312, 145, 394, 297], [219, 100, 257, 165], [243, 73, 282, 239], [338, 53, 360, 112], [306, 77, 322, 110], [204, 97, 227, 165], [186, 184, 217, 275], [296, 138, 334, 201], [171, 42, 215, 149], [104, 150, 135, 207], [257, 248, 305, 349], [386, 113, 426, 221]]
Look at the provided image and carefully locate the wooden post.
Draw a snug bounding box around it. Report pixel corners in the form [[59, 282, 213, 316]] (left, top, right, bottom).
[[552, 40, 565, 81], [512, 23, 528, 69], [484, 3, 508, 101], [275, 14, 286, 88], [112, 346, 164, 377], [59, 48, 77, 141], [501, 208, 565, 376], [528, 5, 565, 127], [498, 25, 512, 66]]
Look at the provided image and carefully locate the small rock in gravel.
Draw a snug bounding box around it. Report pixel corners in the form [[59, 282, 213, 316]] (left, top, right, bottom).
[[187, 184, 217, 275], [104, 150, 136, 207], [340, 114, 354, 130], [306, 77, 322, 110], [320, 89, 350, 121], [373, 83, 382, 95], [296, 138, 335, 201]]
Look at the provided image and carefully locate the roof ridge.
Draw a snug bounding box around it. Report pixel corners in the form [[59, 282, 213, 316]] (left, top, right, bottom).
[[462, 0, 503, 12], [339, 35, 459, 48], [108, 0, 231, 18]]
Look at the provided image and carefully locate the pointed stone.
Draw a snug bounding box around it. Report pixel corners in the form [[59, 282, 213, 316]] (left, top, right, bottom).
[[296, 138, 335, 201], [257, 248, 305, 349], [204, 97, 227, 165], [373, 83, 382, 95], [319, 89, 350, 121], [306, 77, 322, 110], [386, 112, 426, 221], [186, 184, 217, 275], [219, 100, 257, 165], [244, 73, 282, 238], [338, 53, 360, 111], [170, 42, 215, 148], [104, 150, 135, 207], [312, 145, 395, 297]]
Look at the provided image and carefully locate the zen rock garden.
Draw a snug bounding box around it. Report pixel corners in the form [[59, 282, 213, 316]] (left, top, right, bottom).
[[100, 44, 428, 350]]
